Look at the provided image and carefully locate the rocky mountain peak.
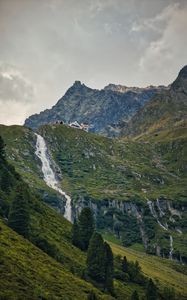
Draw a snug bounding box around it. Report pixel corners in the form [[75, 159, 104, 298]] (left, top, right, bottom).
[[72, 80, 82, 87], [171, 65, 187, 93], [178, 65, 187, 79], [65, 80, 90, 95], [104, 83, 167, 94]]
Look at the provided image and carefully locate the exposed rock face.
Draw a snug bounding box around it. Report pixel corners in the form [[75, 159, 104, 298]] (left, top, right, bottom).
[[122, 65, 187, 137], [72, 196, 186, 262], [24, 81, 166, 136]]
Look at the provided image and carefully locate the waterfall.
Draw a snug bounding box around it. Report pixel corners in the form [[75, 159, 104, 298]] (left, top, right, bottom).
[[147, 200, 157, 218], [35, 133, 72, 222], [156, 198, 165, 217], [147, 200, 168, 231], [169, 235, 173, 260]]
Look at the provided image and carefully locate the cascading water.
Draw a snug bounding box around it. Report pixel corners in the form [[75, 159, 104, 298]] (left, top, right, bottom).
[[169, 235, 173, 260], [147, 200, 168, 231], [35, 133, 72, 222], [147, 200, 157, 218], [156, 198, 165, 217]]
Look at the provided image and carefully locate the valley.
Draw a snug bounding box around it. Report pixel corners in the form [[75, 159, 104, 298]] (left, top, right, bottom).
[[0, 66, 187, 299]]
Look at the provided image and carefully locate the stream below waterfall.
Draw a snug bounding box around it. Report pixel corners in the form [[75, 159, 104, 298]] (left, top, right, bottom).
[[35, 133, 72, 222]]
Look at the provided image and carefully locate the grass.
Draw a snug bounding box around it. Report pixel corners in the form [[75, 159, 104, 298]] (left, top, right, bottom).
[[0, 124, 186, 264], [110, 242, 187, 298], [38, 124, 187, 202], [0, 218, 111, 300]]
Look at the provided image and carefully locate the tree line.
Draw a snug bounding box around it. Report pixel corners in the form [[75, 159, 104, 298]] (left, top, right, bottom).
[[72, 207, 175, 300], [0, 135, 177, 300]]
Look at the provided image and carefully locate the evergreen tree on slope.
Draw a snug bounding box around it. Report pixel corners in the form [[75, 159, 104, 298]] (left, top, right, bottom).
[[8, 183, 30, 238], [79, 207, 94, 250]]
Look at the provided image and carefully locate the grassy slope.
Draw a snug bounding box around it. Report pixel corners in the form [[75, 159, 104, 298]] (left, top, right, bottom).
[[3, 212, 185, 300], [0, 124, 186, 258], [0, 218, 111, 300], [38, 125, 187, 259], [110, 242, 187, 298], [0, 124, 186, 203], [0, 125, 65, 209], [38, 124, 186, 202], [29, 195, 86, 271]]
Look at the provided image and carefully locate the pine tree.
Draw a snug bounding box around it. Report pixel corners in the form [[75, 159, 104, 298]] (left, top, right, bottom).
[[0, 135, 5, 160], [163, 287, 175, 300], [79, 207, 94, 250], [122, 255, 128, 272], [87, 232, 105, 282], [8, 183, 30, 238], [103, 241, 114, 293], [146, 279, 158, 300], [87, 291, 98, 300], [72, 218, 81, 248], [131, 290, 139, 300]]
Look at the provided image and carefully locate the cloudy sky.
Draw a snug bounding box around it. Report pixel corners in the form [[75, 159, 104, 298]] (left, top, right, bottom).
[[0, 0, 187, 125]]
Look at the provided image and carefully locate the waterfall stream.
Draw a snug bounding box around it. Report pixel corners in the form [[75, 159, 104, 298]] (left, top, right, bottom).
[[35, 133, 72, 222], [169, 235, 173, 260], [156, 198, 165, 217], [147, 200, 168, 231]]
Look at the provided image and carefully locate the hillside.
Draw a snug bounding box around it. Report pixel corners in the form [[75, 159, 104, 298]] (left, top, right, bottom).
[[110, 242, 187, 297], [1, 134, 176, 300], [122, 66, 187, 139], [0, 219, 106, 300], [0, 123, 186, 264], [24, 81, 166, 136]]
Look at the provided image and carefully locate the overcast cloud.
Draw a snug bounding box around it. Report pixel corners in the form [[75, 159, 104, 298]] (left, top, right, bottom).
[[0, 0, 186, 125]]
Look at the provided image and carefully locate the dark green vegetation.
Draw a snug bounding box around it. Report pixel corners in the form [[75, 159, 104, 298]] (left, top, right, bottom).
[[72, 208, 114, 294], [0, 138, 105, 299], [8, 183, 30, 238], [1, 136, 180, 299], [87, 232, 114, 294], [130, 290, 139, 300], [0, 113, 187, 261], [24, 80, 165, 136], [146, 279, 158, 300], [110, 242, 187, 297], [0, 219, 106, 300], [0, 66, 187, 298], [37, 123, 187, 261], [74, 207, 95, 250]]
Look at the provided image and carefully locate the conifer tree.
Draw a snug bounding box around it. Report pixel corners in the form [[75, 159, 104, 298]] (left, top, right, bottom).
[[8, 183, 30, 238], [131, 290, 139, 300], [87, 232, 105, 282], [122, 255, 128, 272], [0, 135, 5, 159], [103, 241, 114, 293], [163, 287, 175, 300], [72, 218, 81, 248], [87, 291, 98, 300], [79, 207, 94, 250], [146, 279, 158, 300]]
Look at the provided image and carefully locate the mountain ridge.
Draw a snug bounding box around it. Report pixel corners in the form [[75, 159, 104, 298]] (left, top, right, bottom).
[[122, 65, 187, 139], [24, 81, 166, 136]]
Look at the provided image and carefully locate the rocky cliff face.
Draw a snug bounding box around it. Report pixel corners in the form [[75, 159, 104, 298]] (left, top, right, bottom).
[[24, 81, 166, 136], [122, 65, 187, 138], [72, 195, 187, 263]]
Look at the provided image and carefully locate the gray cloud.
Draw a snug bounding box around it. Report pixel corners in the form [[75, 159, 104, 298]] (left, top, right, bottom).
[[0, 64, 34, 102], [0, 0, 186, 125], [0, 63, 35, 124]]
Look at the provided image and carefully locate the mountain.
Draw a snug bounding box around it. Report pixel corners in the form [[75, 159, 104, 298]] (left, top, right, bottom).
[[24, 81, 166, 136], [1, 66, 187, 299], [122, 65, 187, 139], [1, 123, 187, 265], [2, 134, 186, 299]]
